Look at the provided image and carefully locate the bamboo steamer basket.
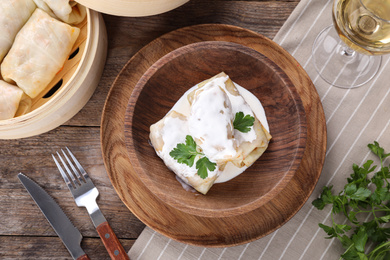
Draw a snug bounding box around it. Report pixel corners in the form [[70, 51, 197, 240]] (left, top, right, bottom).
[[0, 8, 108, 139]]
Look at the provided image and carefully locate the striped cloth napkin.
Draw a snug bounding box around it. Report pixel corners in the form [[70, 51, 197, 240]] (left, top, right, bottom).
[[129, 0, 390, 258]]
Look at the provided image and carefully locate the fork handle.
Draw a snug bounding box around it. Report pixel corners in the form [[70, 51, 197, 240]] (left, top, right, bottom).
[[97, 221, 130, 260], [77, 254, 91, 260]]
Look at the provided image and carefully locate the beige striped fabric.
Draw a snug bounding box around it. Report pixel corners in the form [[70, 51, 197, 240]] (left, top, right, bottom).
[[128, 0, 390, 259]]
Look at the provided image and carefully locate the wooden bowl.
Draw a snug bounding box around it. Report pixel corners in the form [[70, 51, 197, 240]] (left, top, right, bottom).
[[0, 8, 107, 139], [124, 41, 307, 218], [102, 24, 326, 246]]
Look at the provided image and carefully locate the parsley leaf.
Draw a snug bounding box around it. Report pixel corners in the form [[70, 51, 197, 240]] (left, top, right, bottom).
[[196, 157, 217, 179], [312, 185, 334, 210], [352, 226, 368, 253], [169, 135, 201, 167], [169, 135, 217, 179], [233, 112, 255, 133]]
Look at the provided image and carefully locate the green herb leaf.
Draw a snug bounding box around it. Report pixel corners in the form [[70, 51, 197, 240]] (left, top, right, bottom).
[[169, 135, 201, 167], [233, 112, 255, 133], [318, 223, 337, 239], [347, 187, 371, 201], [335, 224, 352, 235], [364, 220, 390, 244], [368, 141, 390, 160], [340, 235, 353, 250], [352, 226, 368, 253], [170, 135, 217, 180], [341, 248, 360, 260], [196, 157, 217, 179], [312, 186, 334, 210]]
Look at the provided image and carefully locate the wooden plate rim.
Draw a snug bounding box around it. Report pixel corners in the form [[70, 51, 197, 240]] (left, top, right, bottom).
[[100, 23, 327, 247]]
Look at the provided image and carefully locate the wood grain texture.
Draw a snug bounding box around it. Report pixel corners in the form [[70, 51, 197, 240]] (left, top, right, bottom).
[[124, 41, 307, 218], [66, 0, 299, 127], [96, 221, 130, 260], [101, 24, 326, 247], [0, 236, 134, 259], [0, 1, 303, 258], [0, 127, 144, 238]]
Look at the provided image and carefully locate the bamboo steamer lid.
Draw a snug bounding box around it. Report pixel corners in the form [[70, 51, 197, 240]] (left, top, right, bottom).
[[75, 0, 189, 17]]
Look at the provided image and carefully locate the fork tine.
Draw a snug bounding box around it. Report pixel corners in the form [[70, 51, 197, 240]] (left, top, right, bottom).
[[61, 149, 85, 184], [56, 151, 79, 186], [52, 154, 74, 190], [66, 147, 90, 181]]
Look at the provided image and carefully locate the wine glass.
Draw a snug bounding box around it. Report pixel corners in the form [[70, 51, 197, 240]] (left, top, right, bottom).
[[312, 0, 390, 89]]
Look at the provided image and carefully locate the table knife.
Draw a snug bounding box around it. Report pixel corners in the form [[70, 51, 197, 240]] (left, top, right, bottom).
[[18, 173, 90, 260]]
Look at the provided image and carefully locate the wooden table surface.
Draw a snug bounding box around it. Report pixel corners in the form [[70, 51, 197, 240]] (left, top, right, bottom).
[[0, 0, 299, 259]]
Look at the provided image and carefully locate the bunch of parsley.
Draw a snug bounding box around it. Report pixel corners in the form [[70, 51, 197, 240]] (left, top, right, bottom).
[[313, 141, 390, 260]]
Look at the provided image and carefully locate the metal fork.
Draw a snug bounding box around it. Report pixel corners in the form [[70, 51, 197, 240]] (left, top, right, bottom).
[[52, 147, 129, 260]]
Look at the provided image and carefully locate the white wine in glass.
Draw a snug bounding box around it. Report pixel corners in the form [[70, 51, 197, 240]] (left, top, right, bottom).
[[312, 0, 390, 88]]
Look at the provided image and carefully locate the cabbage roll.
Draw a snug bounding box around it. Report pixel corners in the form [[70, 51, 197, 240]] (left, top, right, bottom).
[[187, 75, 237, 167], [222, 74, 272, 167], [150, 72, 271, 195], [14, 93, 32, 117], [150, 110, 220, 195], [0, 80, 24, 120], [188, 72, 272, 168], [33, 0, 86, 24], [0, 0, 36, 62], [1, 8, 80, 98]]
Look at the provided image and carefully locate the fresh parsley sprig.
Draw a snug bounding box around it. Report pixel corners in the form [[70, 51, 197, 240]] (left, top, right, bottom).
[[313, 141, 390, 260], [169, 135, 216, 179], [233, 112, 255, 133], [169, 135, 200, 167], [196, 157, 217, 179]]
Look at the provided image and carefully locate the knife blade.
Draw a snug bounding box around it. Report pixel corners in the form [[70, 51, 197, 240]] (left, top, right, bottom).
[[18, 173, 90, 260]]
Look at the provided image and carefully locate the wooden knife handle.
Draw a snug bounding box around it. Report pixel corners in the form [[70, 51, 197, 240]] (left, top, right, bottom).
[[96, 221, 130, 260], [77, 254, 91, 260]]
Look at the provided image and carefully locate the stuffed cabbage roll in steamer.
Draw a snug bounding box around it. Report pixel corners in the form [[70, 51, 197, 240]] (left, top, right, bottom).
[[0, 0, 36, 62], [0, 80, 24, 120], [33, 0, 86, 25], [1, 8, 80, 99]]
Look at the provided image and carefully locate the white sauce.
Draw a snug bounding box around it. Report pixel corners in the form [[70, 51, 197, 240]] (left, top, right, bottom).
[[157, 115, 218, 179], [167, 77, 269, 183], [188, 76, 236, 161], [171, 82, 269, 133]]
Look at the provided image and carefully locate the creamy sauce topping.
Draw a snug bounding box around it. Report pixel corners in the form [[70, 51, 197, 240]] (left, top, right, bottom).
[[157, 115, 218, 179], [171, 82, 269, 133], [166, 76, 269, 183], [188, 76, 236, 161]]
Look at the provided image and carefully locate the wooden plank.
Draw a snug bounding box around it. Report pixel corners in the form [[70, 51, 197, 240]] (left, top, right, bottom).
[[0, 236, 135, 259], [66, 0, 298, 127], [0, 126, 145, 238], [0, 0, 300, 257]]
